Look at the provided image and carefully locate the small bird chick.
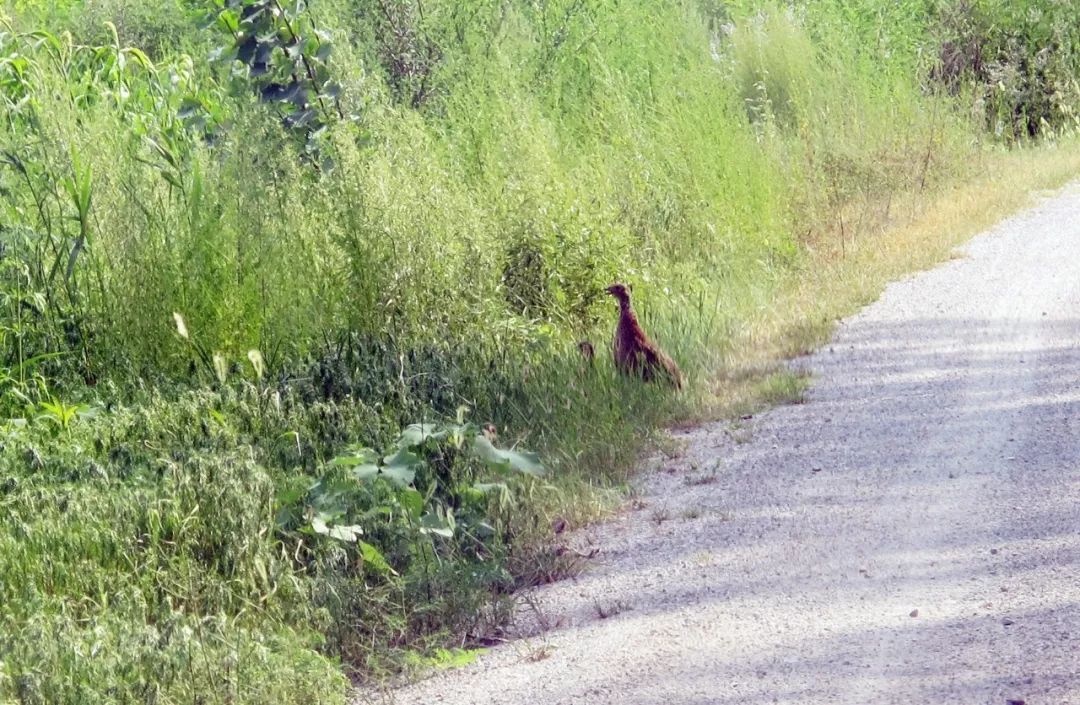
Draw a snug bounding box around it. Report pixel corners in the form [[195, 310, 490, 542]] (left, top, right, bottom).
[[605, 283, 683, 389], [577, 340, 596, 366]]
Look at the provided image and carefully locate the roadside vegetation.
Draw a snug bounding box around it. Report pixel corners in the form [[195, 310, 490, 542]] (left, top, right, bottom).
[[1, 0, 1079, 702]]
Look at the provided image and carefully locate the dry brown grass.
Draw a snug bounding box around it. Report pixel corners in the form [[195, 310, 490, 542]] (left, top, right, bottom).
[[700, 140, 1080, 418]]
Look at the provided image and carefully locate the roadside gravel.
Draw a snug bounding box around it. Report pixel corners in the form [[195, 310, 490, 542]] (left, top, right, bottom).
[[362, 184, 1080, 705]]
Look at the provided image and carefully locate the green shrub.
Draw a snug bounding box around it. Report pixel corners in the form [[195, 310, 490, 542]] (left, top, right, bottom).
[[931, 0, 1080, 139]]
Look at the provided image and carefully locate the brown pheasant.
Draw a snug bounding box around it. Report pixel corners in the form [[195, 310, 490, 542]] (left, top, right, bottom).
[[605, 283, 683, 389]]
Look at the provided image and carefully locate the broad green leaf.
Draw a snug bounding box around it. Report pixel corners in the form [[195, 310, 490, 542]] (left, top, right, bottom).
[[276, 485, 306, 506], [398, 488, 424, 520], [321, 80, 341, 99], [358, 540, 398, 576], [330, 448, 380, 481], [444, 421, 478, 449], [327, 523, 363, 542], [284, 108, 317, 128], [418, 512, 454, 538], [311, 515, 362, 542], [350, 464, 379, 481], [383, 447, 422, 467], [398, 423, 445, 448], [261, 81, 306, 104], [274, 504, 298, 530], [76, 405, 101, 420], [217, 8, 240, 34], [471, 435, 545, 476], [381, 446, 421, 486], [331, 447, 379, 466]]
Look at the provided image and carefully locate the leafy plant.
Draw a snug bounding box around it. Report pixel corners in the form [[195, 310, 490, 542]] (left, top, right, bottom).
[[286, 409, 544, 580], [35, 396, 81, 430], [203, 0, 345, 162], [361, 0, 443, 108], [930, 0, 1080, 139]]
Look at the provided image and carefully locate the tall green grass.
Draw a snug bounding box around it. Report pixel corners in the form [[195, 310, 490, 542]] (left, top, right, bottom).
[[1, 0, 1079, 701]]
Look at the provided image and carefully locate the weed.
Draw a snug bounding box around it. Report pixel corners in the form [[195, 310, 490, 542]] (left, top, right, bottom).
[[593, 599, 632, 620], [520, 640, 557, 663], [690, 551, 715, 566], [684, 471, 720, 487], [519, 593, 558, 635], [401, 647, 486, 677]]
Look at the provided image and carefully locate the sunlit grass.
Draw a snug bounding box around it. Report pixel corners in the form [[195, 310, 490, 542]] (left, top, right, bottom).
[[679, 139, 1080, 423]]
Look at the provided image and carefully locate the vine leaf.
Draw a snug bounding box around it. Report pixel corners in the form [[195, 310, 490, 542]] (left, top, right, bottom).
[[471, 434, 545, 476]]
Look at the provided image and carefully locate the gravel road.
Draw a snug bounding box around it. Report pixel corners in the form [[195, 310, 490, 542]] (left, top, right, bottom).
[[363, 185, 1080, 705]]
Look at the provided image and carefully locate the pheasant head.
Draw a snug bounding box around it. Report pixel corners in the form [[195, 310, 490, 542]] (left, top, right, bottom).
[[604, 283, 632, 308]]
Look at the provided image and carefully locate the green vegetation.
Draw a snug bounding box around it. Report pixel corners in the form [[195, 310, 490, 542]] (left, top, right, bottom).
[[1, 0, 1079, 701]]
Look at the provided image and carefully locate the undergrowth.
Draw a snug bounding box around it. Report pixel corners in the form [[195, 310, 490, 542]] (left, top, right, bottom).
[[1, 0, 1079, 702]]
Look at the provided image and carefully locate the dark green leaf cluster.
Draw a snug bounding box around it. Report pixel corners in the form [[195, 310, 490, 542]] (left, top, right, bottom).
[[203, 0, 346, 163], [930, 0, 1080, 139], [285, 411, 543, 582]]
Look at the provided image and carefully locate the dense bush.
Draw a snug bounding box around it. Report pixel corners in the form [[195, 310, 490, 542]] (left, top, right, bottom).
[[930, 0, 1080, 139]]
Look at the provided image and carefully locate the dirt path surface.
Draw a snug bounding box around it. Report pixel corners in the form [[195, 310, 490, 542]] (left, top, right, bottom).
[[363, 185, 1080, 705]]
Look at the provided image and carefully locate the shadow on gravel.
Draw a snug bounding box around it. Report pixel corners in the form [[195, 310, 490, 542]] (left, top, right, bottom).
[[526, 317, 1080, 621], [630, 603, 1080, 704], [500, 316, 1080, 702]]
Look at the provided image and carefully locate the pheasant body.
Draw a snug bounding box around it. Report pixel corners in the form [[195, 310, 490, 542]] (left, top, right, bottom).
[[605, 283, 683, 389]]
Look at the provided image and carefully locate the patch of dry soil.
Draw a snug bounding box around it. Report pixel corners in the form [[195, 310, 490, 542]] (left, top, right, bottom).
[[362, 184, 1080, 705]]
